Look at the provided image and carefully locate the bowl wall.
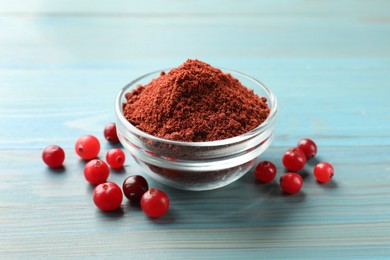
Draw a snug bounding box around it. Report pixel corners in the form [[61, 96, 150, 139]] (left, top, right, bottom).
[[115, 69, 277, 190]]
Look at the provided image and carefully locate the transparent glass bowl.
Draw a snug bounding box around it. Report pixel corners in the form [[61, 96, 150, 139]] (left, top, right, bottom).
[[115, 69, 278, 191]]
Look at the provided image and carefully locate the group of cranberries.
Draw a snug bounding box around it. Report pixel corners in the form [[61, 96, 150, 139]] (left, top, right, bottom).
[[43, 125, 334, 217], [254, 138, 334, 194], [42, 123, 170, 218]]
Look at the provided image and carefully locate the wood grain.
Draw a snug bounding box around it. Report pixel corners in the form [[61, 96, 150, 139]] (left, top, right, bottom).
[[1, 147, 390, 258], [1, 0, 390, 258]]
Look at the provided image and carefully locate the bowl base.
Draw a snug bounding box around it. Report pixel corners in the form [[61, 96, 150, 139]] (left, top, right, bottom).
[[136, 158, 256, 191]]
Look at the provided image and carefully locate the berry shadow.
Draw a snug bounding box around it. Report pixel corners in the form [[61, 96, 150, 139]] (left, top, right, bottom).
[[103, 142, 123, 149], [306, 157, 322, 167], [254, 181, 281, 197], [44, 166, 68, 181], [298, 169, 311, 180], [97, 206, 125, 219], [146, 208, 176, 225], [111, 167, 127, 174], [317, 179, 338, 189], [279, 190, 307, 203], [78, 156, 104, 165], [77, 158, 88, 168], [46, 166, 66, 174], [125, 201, 142, 212], [86, 183, 97, 194], [254, 181, 306, 203], [281, 167, 311, 181]]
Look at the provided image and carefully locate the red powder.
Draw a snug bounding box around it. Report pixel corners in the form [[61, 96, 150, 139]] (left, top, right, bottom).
[[123, 59, 270, 142]]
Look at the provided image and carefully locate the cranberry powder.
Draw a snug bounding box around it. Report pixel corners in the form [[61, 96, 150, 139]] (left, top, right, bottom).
[[123, 59, 270, 142]]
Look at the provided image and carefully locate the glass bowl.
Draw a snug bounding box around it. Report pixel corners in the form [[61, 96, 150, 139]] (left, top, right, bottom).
[[115, 69, 278, 191]]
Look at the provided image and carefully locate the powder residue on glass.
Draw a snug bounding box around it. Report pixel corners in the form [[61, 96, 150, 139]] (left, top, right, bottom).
[[123, 59, 270, 142]]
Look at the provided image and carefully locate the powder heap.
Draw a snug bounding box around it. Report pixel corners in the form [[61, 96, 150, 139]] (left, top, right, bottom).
[[123, 59, 270, 142]]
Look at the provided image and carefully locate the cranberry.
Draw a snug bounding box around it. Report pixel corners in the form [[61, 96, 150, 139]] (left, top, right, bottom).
[[122, 175, 149, 205], [279, 172, 303, 194], [314, 162, 334, 183], [93, 182, 123, 211], [104, 123, 120, 144], [254, 160, 277, 183], [75, 135, 100, 160], [42, 145, 65, 168], [297, 138, 317, 160], [84, 159, 110, 185], [106, 148, 125, 169], [141, 188, 169, 218], [282, 147, 306, 171]]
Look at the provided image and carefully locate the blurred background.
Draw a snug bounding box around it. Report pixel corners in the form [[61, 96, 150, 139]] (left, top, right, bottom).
[[1, 0, 389, 150]]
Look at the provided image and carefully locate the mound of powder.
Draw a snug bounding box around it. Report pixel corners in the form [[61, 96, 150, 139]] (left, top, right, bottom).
[[123, 59, 270, 142]]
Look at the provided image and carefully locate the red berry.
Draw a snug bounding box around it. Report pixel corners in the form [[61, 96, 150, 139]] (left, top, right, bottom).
[[93, 182, 123, 211], [106, 148, 126, 169], [141, 188, 169, 218], [75, 135, 100, 160], [279, 173, 303, 194], [282, 147, 306, 171], [123, 175, 149, 205], [84, 159, 110, 185], [254, 160, 277, 183], [104, 123, 120, 144], [314, 162, 334, 183], [297, 138, 317, 160], [42, 145, 65, 168]]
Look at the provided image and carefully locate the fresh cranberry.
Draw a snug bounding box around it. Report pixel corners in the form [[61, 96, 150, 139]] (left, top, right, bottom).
[[104, 123, 120, 144], [314, 162, 334, 183], [122, 175, 149, 205], [106, 148, 125, 169], [84, 159, 110, 185], [42, 145, 65, 168], [75, 135, 100, 160], [141, 188, 169, 218], [254, 160, 277, 183], [279, 172, 303, 194], [282, 147, 306, 171], [297, 138, 317, 160], [93, 182, 123, 211]]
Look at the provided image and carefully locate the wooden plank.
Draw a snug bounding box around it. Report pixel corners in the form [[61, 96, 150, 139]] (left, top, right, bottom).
[[1, 14, 390, 64], [0, 146, 389, 258], [1, 0, 390, 258], [1, 62, 389, 149], [0, 0, 389, 16], [0, 12, 389, 149]]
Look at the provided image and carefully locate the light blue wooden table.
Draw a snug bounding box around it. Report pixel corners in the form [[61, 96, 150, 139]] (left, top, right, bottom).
[[1, 1, 390, 259]]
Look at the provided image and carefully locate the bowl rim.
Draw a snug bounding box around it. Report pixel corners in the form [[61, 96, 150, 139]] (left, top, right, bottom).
[[115, 68, 278, 147]]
